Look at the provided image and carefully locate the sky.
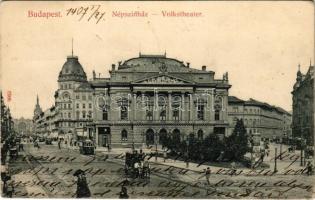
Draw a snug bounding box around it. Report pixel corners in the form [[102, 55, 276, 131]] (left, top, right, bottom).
[[0, 1, 314, 119]]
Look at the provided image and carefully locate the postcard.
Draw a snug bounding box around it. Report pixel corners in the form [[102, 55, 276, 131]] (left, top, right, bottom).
[[0, 1, 314, 199]]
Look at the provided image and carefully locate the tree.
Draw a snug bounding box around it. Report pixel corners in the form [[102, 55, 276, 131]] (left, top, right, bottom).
[[202, 134, 225, 161], [224, 119, 249, 161]]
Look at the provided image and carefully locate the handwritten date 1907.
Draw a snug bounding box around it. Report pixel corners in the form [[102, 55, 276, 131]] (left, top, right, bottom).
[[66, 5, 105, 24]]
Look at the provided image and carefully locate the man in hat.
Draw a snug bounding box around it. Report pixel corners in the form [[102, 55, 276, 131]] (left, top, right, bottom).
[[74, 169, 91, 198]]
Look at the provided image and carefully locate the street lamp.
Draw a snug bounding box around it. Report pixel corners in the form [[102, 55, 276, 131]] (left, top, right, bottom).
[[155, 132, 159, 161], [185, 136, 190, 168]]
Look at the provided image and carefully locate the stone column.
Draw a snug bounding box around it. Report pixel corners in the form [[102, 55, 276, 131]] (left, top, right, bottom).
[[95, 126, 99, 147], [168, 92, 172, 121], [181, 92, 185, 121], [154, 92, 159, 121], [189, 93, 193, 121]]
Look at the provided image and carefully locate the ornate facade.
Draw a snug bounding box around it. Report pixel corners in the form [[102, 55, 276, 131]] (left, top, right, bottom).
[[33, 53, 231, 148], [89, 54, 230, 148], [228, 96, 292, 139], [292, 64, 314, 145]]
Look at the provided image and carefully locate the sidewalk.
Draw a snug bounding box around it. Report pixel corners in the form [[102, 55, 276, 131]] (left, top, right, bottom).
[[99, 146, 309, 175]]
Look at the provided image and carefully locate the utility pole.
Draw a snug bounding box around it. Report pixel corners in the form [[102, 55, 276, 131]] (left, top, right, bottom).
[[155, 132, 158, 162], [274, 147, 277, 173]]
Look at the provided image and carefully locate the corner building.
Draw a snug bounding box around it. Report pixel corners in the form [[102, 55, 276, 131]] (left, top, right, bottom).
[[292, 64, 314, 145], [89, 54, 231, 148]]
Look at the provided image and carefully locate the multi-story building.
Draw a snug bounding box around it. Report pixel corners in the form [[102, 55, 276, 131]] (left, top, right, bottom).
[[292, 64, 314, 145], [89, 53, 231, 148], [33, 53, 231, 148], [228, 96, 292, 140], [33, 55, 94, 141], [1, 92, 14, 142]]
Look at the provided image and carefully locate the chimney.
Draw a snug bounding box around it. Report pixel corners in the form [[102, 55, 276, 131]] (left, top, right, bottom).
[[202, 65, 207, 71], [187, 62, 190, 68], [112, 64, 116, 71]]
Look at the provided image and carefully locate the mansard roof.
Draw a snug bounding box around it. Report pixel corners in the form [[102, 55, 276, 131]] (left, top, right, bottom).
[[117, 54, 213, 74], [58, 56, 87, 82]]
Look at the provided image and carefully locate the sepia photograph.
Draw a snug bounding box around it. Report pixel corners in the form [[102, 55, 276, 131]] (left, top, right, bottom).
[[0, 1, 314, 198]]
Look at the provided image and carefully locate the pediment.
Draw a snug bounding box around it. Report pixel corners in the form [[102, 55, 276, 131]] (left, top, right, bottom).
[[133, 75, 193, 84]]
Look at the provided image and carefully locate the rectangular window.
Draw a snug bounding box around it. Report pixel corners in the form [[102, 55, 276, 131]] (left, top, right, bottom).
[[89, 103, 92, 109], [102, 110, 108, 120], [68, 113, 71, 118], [82, 95, 86, 101], [82, 111, 86, 119], [160, 107, 166, 121], [173, 110, 179, 120], [121, 106, 128, 120], [215, 110, 220, 120], [88, 95, 92, 100], [197, 105, 205, 120], [76, 95, 80, 99], [146, 105, 153, 120], [76, 104, 79, 109], [83, 104, 85, 109]]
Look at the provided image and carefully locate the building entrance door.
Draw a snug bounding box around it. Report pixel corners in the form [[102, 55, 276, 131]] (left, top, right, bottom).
[[98, 127, 110, 147]]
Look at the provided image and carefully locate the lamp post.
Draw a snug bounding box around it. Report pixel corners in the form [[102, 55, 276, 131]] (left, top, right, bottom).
[[280, 137, 283, 160], [155, 132, 158, 162], [185, 136, 189, 168], [274, 147, 278, 173]]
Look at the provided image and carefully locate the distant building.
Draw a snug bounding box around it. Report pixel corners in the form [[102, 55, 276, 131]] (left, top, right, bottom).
[[291, 64, 314, 145], [13, 118, 33, 136], [228, 96, 292, 140]]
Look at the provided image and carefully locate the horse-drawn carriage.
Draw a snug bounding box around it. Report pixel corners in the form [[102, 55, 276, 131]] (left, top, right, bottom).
[[124, 151, 150, 179]]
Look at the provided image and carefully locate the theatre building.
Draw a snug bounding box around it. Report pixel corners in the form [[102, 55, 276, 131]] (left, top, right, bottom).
[[89, 54, 231, 148]]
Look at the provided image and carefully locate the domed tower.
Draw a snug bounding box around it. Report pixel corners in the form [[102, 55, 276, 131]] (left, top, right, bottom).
[[55, 53, 88, 136]]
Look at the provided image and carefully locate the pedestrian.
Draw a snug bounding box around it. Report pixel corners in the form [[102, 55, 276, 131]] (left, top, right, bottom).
[[230, 162, 236, 176], [58, 140, 61, 149], [74, 170, 91, 198], [163, 150, 167, 162], [18, 143, 24, 151], [134, 162, 140, 178], [205, 167, 211, 185], [260, 153, 265, 162], [306, 161, 313, 176], [119, 186, 129, 199]]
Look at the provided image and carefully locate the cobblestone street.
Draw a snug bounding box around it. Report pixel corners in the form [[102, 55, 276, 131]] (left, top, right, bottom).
[[6, 142, 314, 198]]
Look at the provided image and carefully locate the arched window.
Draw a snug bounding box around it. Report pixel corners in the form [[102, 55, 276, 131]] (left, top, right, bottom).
[[172, 129, 181, 143], [159, 129, 167, 145], [197, 130, 203, 140], [146, 129, 155, 145], [121, 130, 128, 141]]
